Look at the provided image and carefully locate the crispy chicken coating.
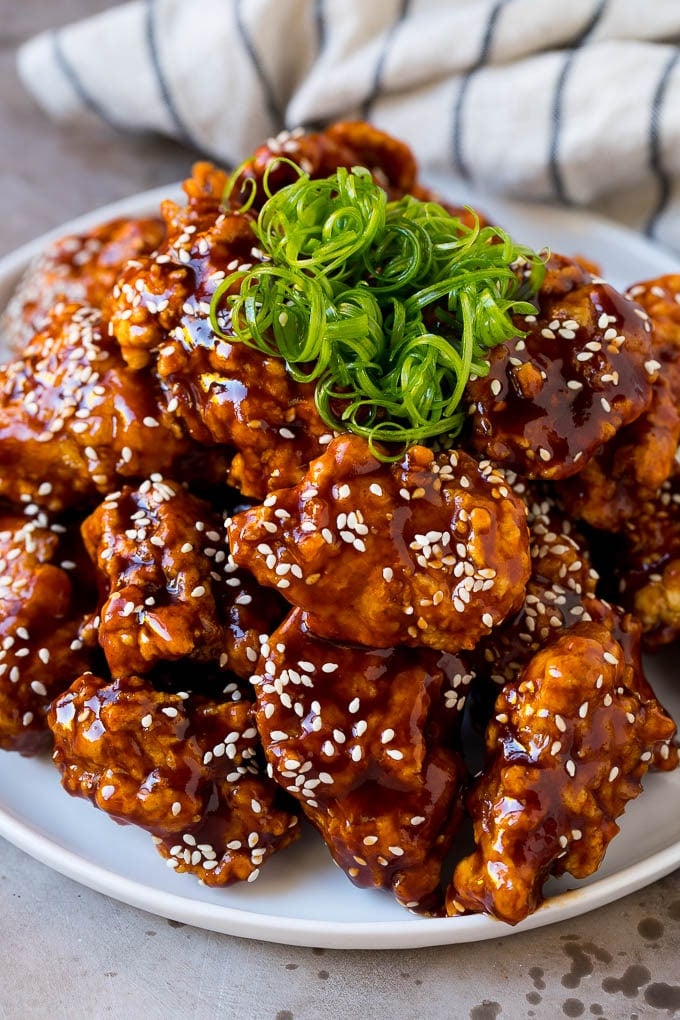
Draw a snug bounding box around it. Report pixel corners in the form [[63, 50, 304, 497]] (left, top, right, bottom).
[[556, 371, 680, 531], [0, 303, 223, 512], [0, 216, 165, 353], [49, 672, 299, 884], [627, 274, 680, 402], [470, 496, 599, 690], [252, 607, 470, 912], [104, 165, 330, 498], [231, 120, 481, 224], [470, 495, 677, 770], [228, 434, 531, 654], [467, 255, 656, 479], [448, 622, 677, 925], [232, 121, 419, 206], [156, 338, 331, 499], [615, 476, 680, 647], [81, 478, 284, 679], [0, 508, 95, 754]]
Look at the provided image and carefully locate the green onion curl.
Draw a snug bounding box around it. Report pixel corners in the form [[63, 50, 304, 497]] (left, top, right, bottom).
[[210, 164, 546, 459]]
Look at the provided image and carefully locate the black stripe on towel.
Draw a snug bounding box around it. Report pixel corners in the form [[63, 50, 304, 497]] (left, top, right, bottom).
[[646, 48, 680, 239], [50, 29, 126, 131], [145, 0, 201, 149], [233, 0, 284, 128], [547, 0, 608, 204], [314, 0, 327, 53], [451, 0, 506, 181], [361, 0, 412, 121]]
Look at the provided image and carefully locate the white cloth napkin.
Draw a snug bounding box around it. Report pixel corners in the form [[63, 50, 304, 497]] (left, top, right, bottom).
[[17, 0, 680, 255]]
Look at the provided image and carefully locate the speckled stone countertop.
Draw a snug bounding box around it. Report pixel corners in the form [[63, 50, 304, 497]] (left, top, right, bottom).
[[1, 4, 680, 1019]]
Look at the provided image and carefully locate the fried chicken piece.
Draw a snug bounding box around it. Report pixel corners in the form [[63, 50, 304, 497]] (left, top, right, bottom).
[[587, 599, 678, 772], [231, 120, 474, 216], [231, 121, 418, 206], [156, 337, 331, 499], [556, 371, 680, 531], [104, 165, 330, 498], [0, 216, 165, 353], [104, 179, 255, 370], [252, 607, 470, 912], [447, 622, 677, 925], [626, 274, 680, 401], [228, 434, 531, 654], [470, 496, 599, 690], [233, 121, 485, 227], [467, 255, 656, 479], [614, 476, 680, 648], [0, 303, 224, 512], [49, 672, 299, 884], [0, 507, 95, 754], [82, 478, 284, 679], [469, 494, 677, 769]]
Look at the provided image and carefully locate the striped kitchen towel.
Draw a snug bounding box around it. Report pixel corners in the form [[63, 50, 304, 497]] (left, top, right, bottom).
[[16, 0, 680, 253]]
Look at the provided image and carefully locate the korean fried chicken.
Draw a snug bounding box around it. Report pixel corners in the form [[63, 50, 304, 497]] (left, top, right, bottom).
[[470, 496, 600, 691], [556, 371, 680, 532], [104, 165, 330, 498], [0, 303, 222, 512], [228, 434, 531, 654], [0, 120, 677, 919], [49, 672, 299, 884], [627, 274, 680, 402], [0, 216, 165, 353], [448, 622, 676, 925], [0, 508, 95, 754], [467, 255, 656, 479], [252, 608, 470, 912], [613, 477, 680, 648], [82, 477, 284, 679], [232, 120, 480, 223]]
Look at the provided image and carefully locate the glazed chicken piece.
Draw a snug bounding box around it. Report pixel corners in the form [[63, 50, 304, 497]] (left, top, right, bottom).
[[470, 495, 600, 690], [467, 255, 656, 479], [614, 476, 680, 648], [448, 622, 677, 925], [0, 303, 224, 512], [231, 121, 420, 207], [626, 274, 680, 402], [0, 507, 96, 754], [231, 120, 481, 225], [252, 607, 470, 912], [228, 434, 531, 654], [104, 164, 330, 498], [82, 477, 284, 680], [0, 216, 165, 353], [556, 371, 680, 531], [470, 491, 677, 767], [49, 672, 299, 885]]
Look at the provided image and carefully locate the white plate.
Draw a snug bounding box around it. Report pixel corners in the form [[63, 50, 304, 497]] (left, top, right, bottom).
[[0, 185, 679, 950]]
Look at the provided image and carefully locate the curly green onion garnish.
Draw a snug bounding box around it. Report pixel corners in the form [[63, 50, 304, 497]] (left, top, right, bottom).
[[210, 165, 545, 459]]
